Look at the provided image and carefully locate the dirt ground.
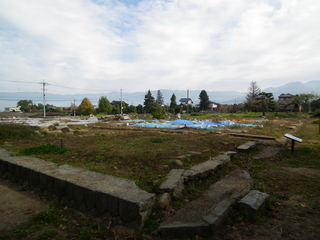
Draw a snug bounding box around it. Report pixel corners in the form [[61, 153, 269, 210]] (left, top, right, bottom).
[[0, 179, 49, 231]]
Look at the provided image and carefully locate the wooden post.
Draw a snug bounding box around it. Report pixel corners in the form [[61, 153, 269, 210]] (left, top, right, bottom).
[[291, 139, 295, 153], [60, 139, 65, 149]]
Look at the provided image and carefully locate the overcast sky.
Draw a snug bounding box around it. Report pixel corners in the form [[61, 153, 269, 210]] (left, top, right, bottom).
[[0, 0, 319, 95]]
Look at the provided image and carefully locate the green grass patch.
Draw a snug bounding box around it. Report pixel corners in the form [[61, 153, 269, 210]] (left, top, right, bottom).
[[19, 144, 70, 155], [149, 138, 164, 143], [0, 124, 37, 142]]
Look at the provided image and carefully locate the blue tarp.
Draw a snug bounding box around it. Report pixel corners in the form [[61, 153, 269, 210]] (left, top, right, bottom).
[[129, 119, 261, 130], [168, 120, 195, 125]]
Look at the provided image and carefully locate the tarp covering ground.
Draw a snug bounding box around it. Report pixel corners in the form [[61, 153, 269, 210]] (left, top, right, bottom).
[[127, 119, 266, 131]]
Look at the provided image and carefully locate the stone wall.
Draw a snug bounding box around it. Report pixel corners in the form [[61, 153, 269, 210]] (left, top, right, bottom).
[[0, 149, 155, 229]]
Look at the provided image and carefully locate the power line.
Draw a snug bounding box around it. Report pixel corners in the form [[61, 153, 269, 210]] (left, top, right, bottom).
[[1, 79, 116, 92], [0, 79, 39, 84]]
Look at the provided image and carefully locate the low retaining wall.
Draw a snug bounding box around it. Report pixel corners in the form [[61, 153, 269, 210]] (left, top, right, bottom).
[[0, 149, 155, 229]]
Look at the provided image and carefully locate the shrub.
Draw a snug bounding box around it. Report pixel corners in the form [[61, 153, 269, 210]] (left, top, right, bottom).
[[20, 144, 70, 155]]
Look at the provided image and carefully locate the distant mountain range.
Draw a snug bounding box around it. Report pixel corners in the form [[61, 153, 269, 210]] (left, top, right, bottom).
[[263, 80, 320, 98], [1, 80, 319, 111]]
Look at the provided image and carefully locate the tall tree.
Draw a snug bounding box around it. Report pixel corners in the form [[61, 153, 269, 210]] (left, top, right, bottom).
[[256, 92, 276, 115], [143, 90, 155, 113], [98, 96, 112, 114], [156, 90, 164, 106], [76, 98, 94, 115], [246, 81, 261, 101], [17, 100, 33, 113], [199, 90, 210, 111], [170, 94, 177, 108]]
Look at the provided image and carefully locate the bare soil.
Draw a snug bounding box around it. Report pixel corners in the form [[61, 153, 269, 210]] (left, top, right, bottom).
[[0, 179, 49, 231]]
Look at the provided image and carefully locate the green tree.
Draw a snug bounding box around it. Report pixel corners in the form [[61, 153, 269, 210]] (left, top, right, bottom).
[[17, 100, 33, 113], [199, 90, 210, 111], [151, 105, 165, 119], [76, 98, 94, 115], [293, 93, 318, 112], [311, 98, 320, 111], [98, 96, 112, 114], [169, 94, 177, 113], [143, 90, 155, 113], [156, 90, 164, 106], [246, 81, 261, 101], [256, 92, 276, 115], [127, 105, 137, 113], [136, 104, 145, 114]]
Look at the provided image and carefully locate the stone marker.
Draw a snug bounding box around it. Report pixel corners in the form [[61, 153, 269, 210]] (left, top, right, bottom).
[[238, 190, 269, 211]]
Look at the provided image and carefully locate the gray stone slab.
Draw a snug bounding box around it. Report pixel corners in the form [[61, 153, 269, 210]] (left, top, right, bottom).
[[203, 199, 232, 230], [159, 169, 185, 198], [238, 190, 269, 211], [157, 170, 253, 238], [183, 154, 231, 181], [237, 141, 257, 151]]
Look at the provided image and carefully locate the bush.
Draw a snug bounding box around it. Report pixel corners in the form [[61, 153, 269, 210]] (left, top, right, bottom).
[[20, 144, 70, 155], [312, 119, 320, 124]]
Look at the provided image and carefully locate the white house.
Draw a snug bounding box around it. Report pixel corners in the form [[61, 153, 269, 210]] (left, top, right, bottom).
[[179, 98, 193, 106], [4, 107, 21, 112]]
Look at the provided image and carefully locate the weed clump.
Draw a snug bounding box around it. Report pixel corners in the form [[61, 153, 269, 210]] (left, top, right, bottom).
[[20, 144, 70, 155]]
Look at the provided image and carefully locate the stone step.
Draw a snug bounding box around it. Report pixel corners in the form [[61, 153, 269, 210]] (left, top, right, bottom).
[[237, 141, 257, 151], [154, 169, 253, 239], [159, 152, 236, 198]]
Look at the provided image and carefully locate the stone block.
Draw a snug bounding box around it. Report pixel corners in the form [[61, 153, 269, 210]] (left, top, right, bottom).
[[203, 199, 232, 230], [159, 169, 185, 198], [237, 141, 257, 151], [54, 125, 71, 132], [238, 190, 269, 211]]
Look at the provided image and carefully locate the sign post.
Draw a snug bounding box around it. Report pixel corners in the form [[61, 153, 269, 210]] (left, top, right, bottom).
[[284, 134, 303, 153]]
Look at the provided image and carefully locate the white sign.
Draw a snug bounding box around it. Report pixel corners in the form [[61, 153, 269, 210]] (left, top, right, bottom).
[[284, 134, 303, 143]]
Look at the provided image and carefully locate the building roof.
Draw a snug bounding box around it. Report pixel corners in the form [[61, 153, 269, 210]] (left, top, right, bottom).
[[278, 93, 295, 98], [179, 98, 192, 102]]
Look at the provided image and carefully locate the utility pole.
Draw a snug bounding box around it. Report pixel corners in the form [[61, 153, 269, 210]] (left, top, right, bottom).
[[39, 80, 48, 117], [186, 89, 189, 114], [73, 99, 76, 116], [120, 89, 123, 115]]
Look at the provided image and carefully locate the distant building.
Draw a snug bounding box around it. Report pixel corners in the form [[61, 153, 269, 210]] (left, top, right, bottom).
[[179, 98, 193, 106], [194, 101, 221, 112], [208, 101, 220, 112], [277, 93, 296, 111], [278, 93, 295, 103], [4, 107, 21, 112], [111, 101, 122, 108]]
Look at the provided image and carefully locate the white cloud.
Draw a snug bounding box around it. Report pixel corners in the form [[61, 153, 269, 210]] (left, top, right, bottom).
[[0, 0, 319, 95]]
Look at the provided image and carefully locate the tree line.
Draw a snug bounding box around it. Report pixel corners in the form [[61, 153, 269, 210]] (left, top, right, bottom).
[[15, 83, 320, 118]]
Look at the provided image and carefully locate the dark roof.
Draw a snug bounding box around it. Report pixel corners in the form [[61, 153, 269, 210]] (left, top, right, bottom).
[[278, 93, 295, 98], [179, 98, 192, 102]]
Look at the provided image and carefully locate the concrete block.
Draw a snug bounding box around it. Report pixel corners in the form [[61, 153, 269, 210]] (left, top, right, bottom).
[[238, 190, 269, 211], [237, 141, 257, 151], [159, 169, 185, 198]]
